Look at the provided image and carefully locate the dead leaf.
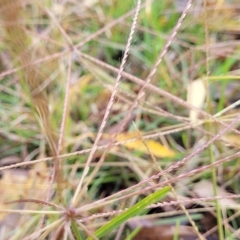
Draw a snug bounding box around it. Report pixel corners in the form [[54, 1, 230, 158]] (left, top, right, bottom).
[[187, 79, 206, 122], [0, 155, 21, 167], [193, 180, 239, 209], [0, 161, 49, 224], [132, 225, 201, 240], [96, 89, 111, 112], [221, 134, 240, 147], [116, 132, 176, 158]]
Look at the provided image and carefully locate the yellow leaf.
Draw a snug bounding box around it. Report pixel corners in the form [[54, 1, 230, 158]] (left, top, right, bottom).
[[116, 132, 176, 158]]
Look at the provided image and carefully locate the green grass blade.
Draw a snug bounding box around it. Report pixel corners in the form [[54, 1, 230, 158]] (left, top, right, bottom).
[[125, 227, 141, 240], [71, 221, 83, 240], [87, 186, 171, 239]]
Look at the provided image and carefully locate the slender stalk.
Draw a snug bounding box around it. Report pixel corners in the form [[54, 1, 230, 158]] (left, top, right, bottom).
[[204, 0, 224, 239]]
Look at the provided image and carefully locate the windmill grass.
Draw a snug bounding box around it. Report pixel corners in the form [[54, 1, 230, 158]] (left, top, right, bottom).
[[1, 0, 240, 239]]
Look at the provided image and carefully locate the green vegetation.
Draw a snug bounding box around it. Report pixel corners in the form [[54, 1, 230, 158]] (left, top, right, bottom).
[[1, 0, 240, 239]]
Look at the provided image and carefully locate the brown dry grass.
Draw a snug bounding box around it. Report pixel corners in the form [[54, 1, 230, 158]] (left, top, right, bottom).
[[1, 0, 240, 239]]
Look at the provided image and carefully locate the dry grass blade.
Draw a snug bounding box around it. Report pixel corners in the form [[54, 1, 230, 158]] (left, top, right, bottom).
[[71, 0, 142, 207], [0, 0, 59, 173], [1, 0, 240, 238]]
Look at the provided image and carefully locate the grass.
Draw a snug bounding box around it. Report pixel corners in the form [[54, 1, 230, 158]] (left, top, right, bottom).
[[1, 0, 240, 239]]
